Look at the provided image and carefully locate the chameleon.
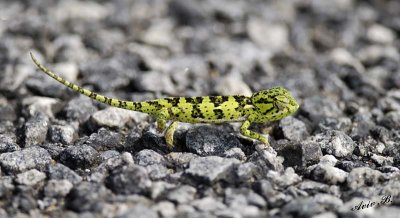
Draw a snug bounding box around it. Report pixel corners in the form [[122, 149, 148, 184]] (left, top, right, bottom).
[[30, 52, 299, 148]]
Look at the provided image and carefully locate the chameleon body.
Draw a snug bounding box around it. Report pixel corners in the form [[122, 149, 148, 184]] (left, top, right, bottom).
[[30, 52, 299, 148]]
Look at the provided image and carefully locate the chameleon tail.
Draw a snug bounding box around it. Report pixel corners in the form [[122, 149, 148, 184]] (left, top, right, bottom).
[[30, 52, 138, 111]]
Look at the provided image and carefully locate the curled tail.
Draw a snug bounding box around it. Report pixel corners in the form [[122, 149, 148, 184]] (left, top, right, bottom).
[[30, 52, 138, 111]]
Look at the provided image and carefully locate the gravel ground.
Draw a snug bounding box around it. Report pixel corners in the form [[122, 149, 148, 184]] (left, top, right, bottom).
[[0, 0, 400, 217]]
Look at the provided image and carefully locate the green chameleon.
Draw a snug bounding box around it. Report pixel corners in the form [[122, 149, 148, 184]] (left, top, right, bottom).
[[30, 52, 299, 148]]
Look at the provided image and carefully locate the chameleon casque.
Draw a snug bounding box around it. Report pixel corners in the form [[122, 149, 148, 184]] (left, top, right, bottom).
[[30, 52, 299, 148]]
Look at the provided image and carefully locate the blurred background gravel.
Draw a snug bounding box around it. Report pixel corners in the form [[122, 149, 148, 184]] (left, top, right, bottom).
[[0, 0, 400, 217]]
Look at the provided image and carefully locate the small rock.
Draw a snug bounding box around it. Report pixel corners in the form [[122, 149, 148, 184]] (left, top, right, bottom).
[[253, 180, 291, 208], [247, 17, 288, 51], [47, 163, 82, 185], [100, 150, 120, 161], [223, 147, 246, 161], [225, 187, 267, 208], [301, 96, 343, 123], [367, 24, 395, 44], [23, 113, 49, 147], [53, 0, 109, 22], [191, 197, 227, 212], [278, 117, 309, 142], [85, 128, 122, 151], [105, 165, 151, 195], [235, 162, 259, 182], [311, 130, 355, 158], [380, 111, 400, 130], [48, 125, 77, 144], [140, 20, 175, 48], [59, 145, 100, 169], [134, 149, 166, 166], [186, 125, 242, 156], [0, 146, 52, 173], [15, 169, 46, 186], [371, 154, 394, 166], [153, 201, 176, 218], [164, 185, 197, 204], [118, 204, 158, 218], [0, 135, 19, 153], [307, 164, 348, 185], [145, 164, 171, 180], [66, 182, 111, 212], [0, 177, 14, 198], [150, 181, 176, 200], [316, 117, 352, 133], [185, 156, 240, 184], [319, 155, 338, 166], [63, 96, 97, 122], [301, 141, 323, 166], [44, 179, 73, 197], [91, 107, 137, 128], [166, 152, 199, 168], [346, 167, 384, 190], [22, 96, 61, 118], [135, 71, 177, 95], [280, 197, 324, 217], [267, 168, 301, 188]]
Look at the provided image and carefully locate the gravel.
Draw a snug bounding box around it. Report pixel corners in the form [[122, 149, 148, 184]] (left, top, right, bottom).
[[0, 0, 399, 217]]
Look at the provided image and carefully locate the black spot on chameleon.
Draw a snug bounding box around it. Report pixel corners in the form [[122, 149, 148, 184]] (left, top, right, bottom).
[[191, 105, 204, 119], [213, 109, 224, 119]]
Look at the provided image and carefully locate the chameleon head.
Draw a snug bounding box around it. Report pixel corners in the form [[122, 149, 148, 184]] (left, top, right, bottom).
[[251, 87, 299, 120]]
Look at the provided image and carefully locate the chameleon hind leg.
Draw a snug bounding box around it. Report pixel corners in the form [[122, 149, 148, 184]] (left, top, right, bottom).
[[155, 108, 178, 148], [165, 121, 178, 149], [240, 120, 269, 145]]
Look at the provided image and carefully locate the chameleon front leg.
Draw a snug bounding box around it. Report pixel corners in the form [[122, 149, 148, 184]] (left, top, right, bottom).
[[240, 120, 269, 145]]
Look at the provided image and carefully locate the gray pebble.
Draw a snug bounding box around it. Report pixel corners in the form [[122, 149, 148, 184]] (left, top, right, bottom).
[[153, 201, 176, 218], [191, 197, 227, 212], [44, 179, 73, 198], [0, 177, 14, 199], [281, 197, 324, 217], [0, 146, 52, 173], [66, 182, 111, 212], [134, 149, 166, 166], [164, 185, 197, 204], [145, 164, 171, 180], [380, 111, 400, 130], [23, 113, 49, 147], [48, 124, 77, 145], [367, 24, 395, 44], [15, 169, 46, 186], [0, 135, 20, 153], [307, 164, 348, 185], [85, 128, 122, 151], [59, 145, 100, 169], [105, 165, 151, 195], [91, 107, 137, 128], [100, 150, 120, 161], [316, 117, 352, 133], [346, 167, 384, 190], [279, 117, 309, 142], [47, 163, 83, 185], [247, 17, 289, 51], [301, 96, 343, 123], [253, 180, 291, 208], [225, 187, 267, 208], [223, 147, 246, 161], [186, 125, 242, 156], [63, 96, 97, 123], [301, 141, 323, 166], [185, 156, 240, 184], [267, 168, 301, 188], [117, 205, 158, 218], [311, 130, 355, 158]]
